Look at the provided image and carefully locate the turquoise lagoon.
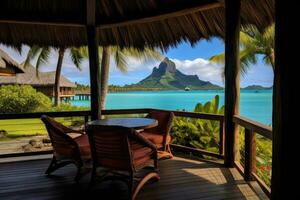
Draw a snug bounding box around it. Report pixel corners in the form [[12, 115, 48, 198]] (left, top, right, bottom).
[[71, 90, 272, 125]]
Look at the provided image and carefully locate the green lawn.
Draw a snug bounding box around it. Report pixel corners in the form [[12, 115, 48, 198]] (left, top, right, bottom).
[[0, 118, 80, 138], [0, 114, 144, 139]]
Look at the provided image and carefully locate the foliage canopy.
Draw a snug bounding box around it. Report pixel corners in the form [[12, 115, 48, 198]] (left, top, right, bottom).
[[0, 85, 52, 113]]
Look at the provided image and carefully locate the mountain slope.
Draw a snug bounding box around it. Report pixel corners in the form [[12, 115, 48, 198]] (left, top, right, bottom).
[[131, 57, 222, 90], [242, 85, 272, 90]]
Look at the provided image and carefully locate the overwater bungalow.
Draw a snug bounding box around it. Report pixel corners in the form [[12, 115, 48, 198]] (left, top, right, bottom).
[[0, 0, 294, 200], [0, 63, 76, 99]]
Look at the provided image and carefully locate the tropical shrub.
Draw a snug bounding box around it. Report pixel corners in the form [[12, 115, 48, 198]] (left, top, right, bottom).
[[170, 95, 272, 186], [171, 95, 224, 153], [0, 85, 52, 113], [51, 103, 88, 112]]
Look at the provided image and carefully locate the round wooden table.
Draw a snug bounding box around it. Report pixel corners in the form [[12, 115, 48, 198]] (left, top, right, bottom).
[[87, 117, 158, 129]]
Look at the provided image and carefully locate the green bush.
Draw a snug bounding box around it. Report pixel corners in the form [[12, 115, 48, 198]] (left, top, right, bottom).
[[171, 95, 224, 153], [0, 85, 52, 113], [51, 103, 88, 112]]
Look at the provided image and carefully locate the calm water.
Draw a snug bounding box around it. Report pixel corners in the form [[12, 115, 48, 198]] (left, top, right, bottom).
[[71, 90, 272, 125]]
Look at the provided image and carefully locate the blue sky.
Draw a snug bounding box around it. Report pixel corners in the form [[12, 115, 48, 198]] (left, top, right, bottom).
[[1, 38, 273, 87]]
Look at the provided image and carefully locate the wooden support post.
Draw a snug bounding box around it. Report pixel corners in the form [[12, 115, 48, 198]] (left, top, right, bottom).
[[244, 129, 256, 181], [271, 0, 297, 199], [87, 26, 101, 120], [224, 0, 241, 167], [86, 0, 100, 120]]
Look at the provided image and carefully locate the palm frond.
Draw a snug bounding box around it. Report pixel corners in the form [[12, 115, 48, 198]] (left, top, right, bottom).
[[262, 55, 272, 66], [209, 53, 225, 64], [78, 46, 89, 58], [10, 45, 23, 55], [70, 47, 84, 70], [98, 46, 104, 60], [263, 24, 275, 47], [23, 45, 42, 68], [142, 48, 163, 61], [35, 47, 51, 75], [239, 49, 256, 75], [114, 49, 128, 73]]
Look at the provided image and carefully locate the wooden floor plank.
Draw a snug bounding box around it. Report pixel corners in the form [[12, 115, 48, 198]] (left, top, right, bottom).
[[0, 156, 268, 200]]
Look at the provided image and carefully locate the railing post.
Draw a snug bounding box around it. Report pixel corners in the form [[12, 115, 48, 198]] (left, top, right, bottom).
[[244, 128, 256, 181], [84, 115, 89, 132], [219, 120, 225, 155]]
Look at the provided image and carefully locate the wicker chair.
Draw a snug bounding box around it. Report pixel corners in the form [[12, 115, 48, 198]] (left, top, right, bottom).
[[41, 115, 91, 181], [87, 125, 159, 200], [140, 110, 174, 158]]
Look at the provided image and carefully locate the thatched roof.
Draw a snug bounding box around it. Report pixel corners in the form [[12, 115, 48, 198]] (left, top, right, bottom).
[[0, 49, 24, 74], [0, 63, 76, 87], [0, 0, 274, 49]]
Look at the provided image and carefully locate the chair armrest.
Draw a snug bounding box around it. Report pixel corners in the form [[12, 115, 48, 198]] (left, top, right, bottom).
[[130, 130, 157, 151], [52, 120, 85, 134]]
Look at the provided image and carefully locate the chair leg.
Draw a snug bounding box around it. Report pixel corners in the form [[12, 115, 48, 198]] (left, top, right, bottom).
[[45, 156, 74, 175], [89, 167, 96, 186], [154, 152, 158, 170], [132, 172, 160, 200], [74, 164, 83, 182], [128, 172, 134, 200], [166, 144, 173, 158], [45, 156, 57, 175]]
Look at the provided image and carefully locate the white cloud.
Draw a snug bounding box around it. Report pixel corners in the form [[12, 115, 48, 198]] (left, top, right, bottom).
[[109, 56, 160, 73], [170, 58, 223, 86]]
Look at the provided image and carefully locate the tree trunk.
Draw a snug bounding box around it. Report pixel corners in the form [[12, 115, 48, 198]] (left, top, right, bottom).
[[100, 46, 112, 110], [54, 48, 65, 106]]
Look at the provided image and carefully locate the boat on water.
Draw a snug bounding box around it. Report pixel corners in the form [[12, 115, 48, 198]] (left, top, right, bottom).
[[184, 87, 190, 91]]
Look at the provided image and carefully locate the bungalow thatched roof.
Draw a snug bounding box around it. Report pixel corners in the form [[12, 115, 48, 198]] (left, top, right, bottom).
[[0, 0, 274, 50], [0, 49, 24, 74], [0, 63, 76, 88]]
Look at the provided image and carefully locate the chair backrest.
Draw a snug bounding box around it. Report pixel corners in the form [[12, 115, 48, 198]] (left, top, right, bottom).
[[146, 110, 174, 135], [87, 125, 134, 171], [41, 115, 78, 157]]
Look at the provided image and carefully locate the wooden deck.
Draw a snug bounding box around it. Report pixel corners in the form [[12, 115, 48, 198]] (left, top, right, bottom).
[[0, 156, 267, 200]]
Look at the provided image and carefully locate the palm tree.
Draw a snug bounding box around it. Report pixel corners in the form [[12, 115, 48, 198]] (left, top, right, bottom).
[[210, 24, 275, 75], [24, 46, 86, 106], [99, 46, 162, 109]]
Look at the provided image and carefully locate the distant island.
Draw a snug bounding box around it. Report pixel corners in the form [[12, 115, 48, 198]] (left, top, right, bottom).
[[242, 85, 273, 90], [126, 57, 222, 90]]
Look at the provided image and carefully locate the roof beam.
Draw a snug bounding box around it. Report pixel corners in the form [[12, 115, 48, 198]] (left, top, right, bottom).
[[86, 0, 96, 25], [97, 2, 223, 29], [0, 1, 222, 29], [0, 19, 84, 27]]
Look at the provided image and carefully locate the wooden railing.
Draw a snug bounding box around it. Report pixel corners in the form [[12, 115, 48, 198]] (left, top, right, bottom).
[[0, 108, 224, 159], [233, 115, 272, 197]]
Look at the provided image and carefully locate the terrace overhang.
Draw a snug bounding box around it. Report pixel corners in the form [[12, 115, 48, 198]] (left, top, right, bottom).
[[0, 0, 274, 49]]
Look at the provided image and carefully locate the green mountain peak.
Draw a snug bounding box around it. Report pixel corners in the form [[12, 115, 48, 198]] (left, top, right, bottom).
[[131, 58, 222, 90]]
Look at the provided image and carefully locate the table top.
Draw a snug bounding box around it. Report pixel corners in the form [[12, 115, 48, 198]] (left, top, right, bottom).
[[87, 117, 158, 129]]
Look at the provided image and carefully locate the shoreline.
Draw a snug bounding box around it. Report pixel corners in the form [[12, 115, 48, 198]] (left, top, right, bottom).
[[75, 88, 273, 94]]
